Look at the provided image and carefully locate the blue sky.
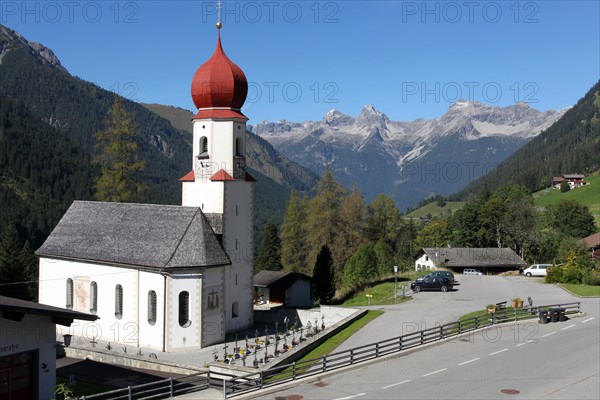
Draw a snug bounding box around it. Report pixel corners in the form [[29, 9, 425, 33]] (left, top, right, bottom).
[[2, 1, 599, 123]]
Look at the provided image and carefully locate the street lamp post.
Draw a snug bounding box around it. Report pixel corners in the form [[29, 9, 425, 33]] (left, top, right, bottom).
[[394, 265, 398, 303]]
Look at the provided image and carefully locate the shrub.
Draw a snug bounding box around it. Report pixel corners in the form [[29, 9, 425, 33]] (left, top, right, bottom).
[[581, 269, 600, 286], [546, 266, 563, 283]]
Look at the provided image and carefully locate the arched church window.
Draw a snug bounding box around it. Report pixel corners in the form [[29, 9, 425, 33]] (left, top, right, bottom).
[[235, 137, 243, 157], [90, 281, 98, 315], [148, 290, 157, 326], [115, 284, 123, 320], [179, 291, 191, 328], [232, 302, 239, 318], [198, 136, 208, 159], [66, 278, 73, 310]]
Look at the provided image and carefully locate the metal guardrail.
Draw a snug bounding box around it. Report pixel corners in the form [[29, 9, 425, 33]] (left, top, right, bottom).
[[79, 371, 210, 400], [222, 302, 581, 398], [78, 301, 580, 399]]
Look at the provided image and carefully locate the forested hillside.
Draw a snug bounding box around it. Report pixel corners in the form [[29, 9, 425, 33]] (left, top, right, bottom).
[[455, 81, 600, 199]]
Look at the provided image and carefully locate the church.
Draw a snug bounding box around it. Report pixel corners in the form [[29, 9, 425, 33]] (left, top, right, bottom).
[[36, 22, 255, 351]]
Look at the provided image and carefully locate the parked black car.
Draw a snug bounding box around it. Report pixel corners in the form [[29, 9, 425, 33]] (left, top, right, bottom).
[[417, 270, 457, 285], [411, 276, 454, 292]]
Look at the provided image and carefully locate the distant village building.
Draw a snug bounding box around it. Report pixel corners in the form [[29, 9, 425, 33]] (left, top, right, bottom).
[[254, 271, 313, 308], [0, 296, 97, 399], [414, 247, 526, 274], [553, 174, 586, 189], [580, 232, 600, 261], [37, 26, 255, 351]]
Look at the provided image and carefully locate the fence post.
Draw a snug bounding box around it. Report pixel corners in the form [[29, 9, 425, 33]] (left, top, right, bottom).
[[128, 386, 132, 400], [399, 336, 403, 351], [350, 349, 354, 364], [439, 326, 443, 340], [420, 330, 424, 345], [207, 370, 211, 389], [169, 377, 174, 397], [475, 316, 479, 329], [458, 320, 462, 334], [578, 302, 581, 313], [222, 378, 226, 400], [514, 308, 517, 321], [260, 371, 264, 389], [376, 342, 379, 357], [292, 362, 296, 380], [322, 356, 327, 372]]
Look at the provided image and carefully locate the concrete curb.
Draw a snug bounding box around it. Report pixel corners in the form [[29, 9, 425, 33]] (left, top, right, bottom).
[[556, 283, 600, 298]]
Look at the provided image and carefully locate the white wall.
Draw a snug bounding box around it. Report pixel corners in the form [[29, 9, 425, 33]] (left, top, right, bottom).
[[138, 273, 165, 349], [0, 314, 57, 400], [166, 273, 202, 351], [200, 267, 225, 347], [39, 258, 143, 347], [223, 181, 254, 333], [414, 253, 437, 271]]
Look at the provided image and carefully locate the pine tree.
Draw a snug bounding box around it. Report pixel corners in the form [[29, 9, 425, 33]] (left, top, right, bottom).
[[280, 191, 309, 273], [255, 222, 282, 273], [0, 225, 31, 300], [313, 245, 335, 304], [93, 96, 146, 202], [19, 241, 38, 300]]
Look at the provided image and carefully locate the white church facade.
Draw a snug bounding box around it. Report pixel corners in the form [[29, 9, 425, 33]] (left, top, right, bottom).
[[36, 25, 255, 352]]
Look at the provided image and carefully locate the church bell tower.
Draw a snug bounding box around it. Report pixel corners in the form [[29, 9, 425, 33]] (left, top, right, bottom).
[[181, 16, 254, 333]]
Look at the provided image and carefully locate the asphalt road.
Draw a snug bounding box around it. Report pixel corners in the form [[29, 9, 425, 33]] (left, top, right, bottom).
[[252, 315, 600, 400]]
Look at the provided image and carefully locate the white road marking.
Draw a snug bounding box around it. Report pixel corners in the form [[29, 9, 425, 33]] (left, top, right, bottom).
[[382, 380, 411, 389], [423, 368, 447, 377], [516, 342, 527, 347], [542, 331, 557, 338], [332, 393, 365, 400], [562, 324, 576, 330], [458, 358, 480, 366], [582, 317, 595, 323], [489, 348, 509, 356]]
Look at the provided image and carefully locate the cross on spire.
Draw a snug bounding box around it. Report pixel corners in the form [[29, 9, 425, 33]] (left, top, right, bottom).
[[216, 0, 222, 29]]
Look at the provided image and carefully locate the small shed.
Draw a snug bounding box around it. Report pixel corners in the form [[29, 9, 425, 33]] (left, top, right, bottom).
[[414, 247, 527, 274], [254, 271, 313, 308]]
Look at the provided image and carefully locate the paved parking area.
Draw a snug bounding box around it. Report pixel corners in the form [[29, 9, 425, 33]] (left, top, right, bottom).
[[335, 275, 582, 352]]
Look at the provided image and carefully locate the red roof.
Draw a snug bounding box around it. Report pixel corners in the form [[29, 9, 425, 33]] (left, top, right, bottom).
[[179, 170, 195, 182], [191, 32, 248, 113], [194, 108, 247, 120], [210, 169, 235, 181]]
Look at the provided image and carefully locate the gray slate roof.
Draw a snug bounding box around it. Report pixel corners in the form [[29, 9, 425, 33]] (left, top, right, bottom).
[[254, 270, 312, 289], [36, 201, 230, 270], [420, 247, 526, 268]]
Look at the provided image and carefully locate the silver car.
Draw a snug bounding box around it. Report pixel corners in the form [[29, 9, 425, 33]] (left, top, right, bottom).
[[463, 268, 483, 275]]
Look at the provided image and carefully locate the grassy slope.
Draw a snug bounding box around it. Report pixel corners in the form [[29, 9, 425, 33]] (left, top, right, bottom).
[[534, 171, 600, 226], [406, 201, 466, 218]]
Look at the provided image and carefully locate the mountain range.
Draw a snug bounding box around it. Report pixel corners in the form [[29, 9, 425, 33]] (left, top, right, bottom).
[[250, 101, 568, 209]]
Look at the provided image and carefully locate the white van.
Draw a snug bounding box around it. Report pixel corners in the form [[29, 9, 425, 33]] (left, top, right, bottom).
[[523, 264, 552, 277]]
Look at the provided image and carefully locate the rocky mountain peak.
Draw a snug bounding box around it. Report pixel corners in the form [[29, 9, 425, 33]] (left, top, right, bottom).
[[0, 24, 68, 74]]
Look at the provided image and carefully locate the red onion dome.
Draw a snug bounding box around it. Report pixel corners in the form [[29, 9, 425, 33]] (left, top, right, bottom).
[[191, 32, 248, 119]]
